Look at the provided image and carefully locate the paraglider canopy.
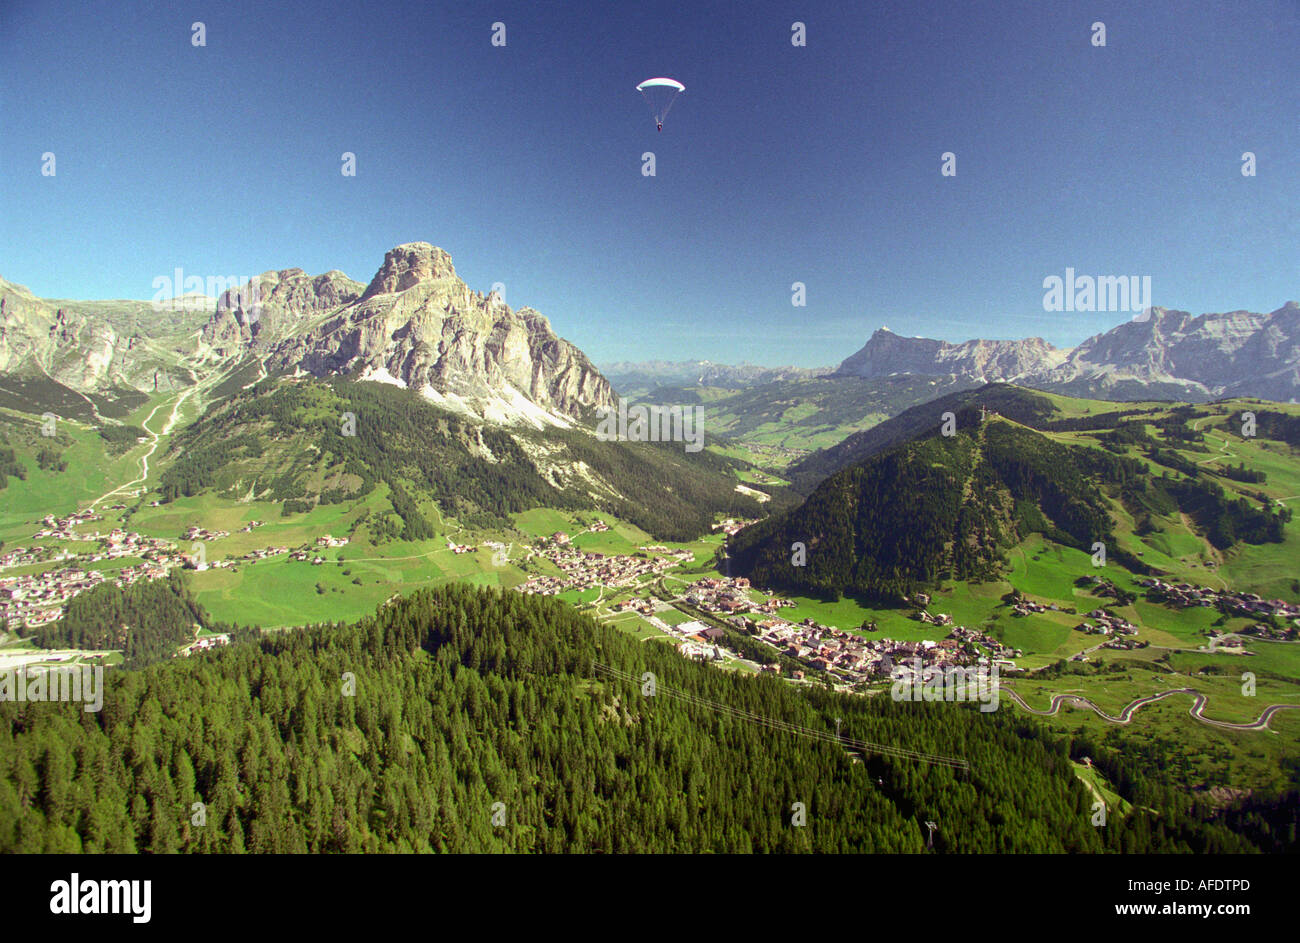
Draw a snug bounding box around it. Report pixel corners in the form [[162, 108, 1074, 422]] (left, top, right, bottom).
[[636, 77, 685, 130]]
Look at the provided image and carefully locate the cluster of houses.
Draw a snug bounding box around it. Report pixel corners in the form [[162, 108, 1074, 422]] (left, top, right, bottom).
[[515, 535, 682, 595], [640, 545, 696, 563], [92, 528, 175, 562], [1085, 577, 1124, 599], [1241, 621, 1297, 641], [611, 597, 658, 616], [1011, 597, 1062, 617], [32, 511, 180, 568], [912, 609, 954, 626], [237, 546, 291, 563], [37, 512, 182, 567], [32, 510, 104, 540], [179, 633, 232, 656], [683, 576, 796, 615], [677, 582, 1022, 684], [1074, 609, 1140, 637], [1101, 637, 1149, 651], [746, 618, 1009, 685], [949, 624, 1022, 661], [183, 525, 229, 542], [279, 535, 352, 564], [0, 545, 59, 569], [0, 566, 107, 628], [116, 562, 170, 585], [639, 579, 1019, 684], [1, 511, 216, 628], [3, 506, 367, 635], [237, 520, 266, 533], [1139, 578, 1300, 625]]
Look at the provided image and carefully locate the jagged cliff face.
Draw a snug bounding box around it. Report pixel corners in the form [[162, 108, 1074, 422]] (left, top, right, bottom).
[[836, 304, 1300, 401], [0, 279, 55, 377], [263, 243, 614, 426]]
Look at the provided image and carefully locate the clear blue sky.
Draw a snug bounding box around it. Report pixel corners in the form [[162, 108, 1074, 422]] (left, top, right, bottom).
[[1, 0, 1296, 366]]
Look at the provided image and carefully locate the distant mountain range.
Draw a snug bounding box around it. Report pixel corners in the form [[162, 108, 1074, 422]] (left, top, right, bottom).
[[4, 245, 1295, 442], [600, 360, 832, 393], [837, 305, 1300, 402], [606, 303, 1300, 404]]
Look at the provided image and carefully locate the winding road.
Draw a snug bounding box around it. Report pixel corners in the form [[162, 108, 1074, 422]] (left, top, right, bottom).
[[89, 385, 198, 509], [1000, 685, 1300, 731], [1192, 414, 1238, 468]]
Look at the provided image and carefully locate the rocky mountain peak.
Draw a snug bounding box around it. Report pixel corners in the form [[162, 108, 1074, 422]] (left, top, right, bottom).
[[360, 243, 457, 300], [257, 243, 615, 427]]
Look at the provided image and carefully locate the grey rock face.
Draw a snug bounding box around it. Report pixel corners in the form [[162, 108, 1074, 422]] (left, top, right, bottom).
[[263, 243, 614, 425], [836, 304, 1300, 401]]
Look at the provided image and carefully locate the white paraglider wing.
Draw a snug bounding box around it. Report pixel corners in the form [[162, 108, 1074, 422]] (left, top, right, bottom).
[[636, 77, 685, 128]]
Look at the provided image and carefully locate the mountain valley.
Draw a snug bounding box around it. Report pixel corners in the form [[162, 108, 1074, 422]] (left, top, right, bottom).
[[2, 247, 1299, 854]]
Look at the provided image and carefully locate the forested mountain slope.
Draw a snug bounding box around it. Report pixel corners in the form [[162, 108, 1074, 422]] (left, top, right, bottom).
[[732, 410, 1291, 602], [0, 584, 1257, 853], [157, 375, 775, 540]]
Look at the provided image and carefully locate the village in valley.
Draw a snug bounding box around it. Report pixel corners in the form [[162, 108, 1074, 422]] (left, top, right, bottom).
[[490, 513, 1300, 695], [503, 522, 1026, 690], [4, 494, 1299, 697], [0, 503, 362, 663]]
